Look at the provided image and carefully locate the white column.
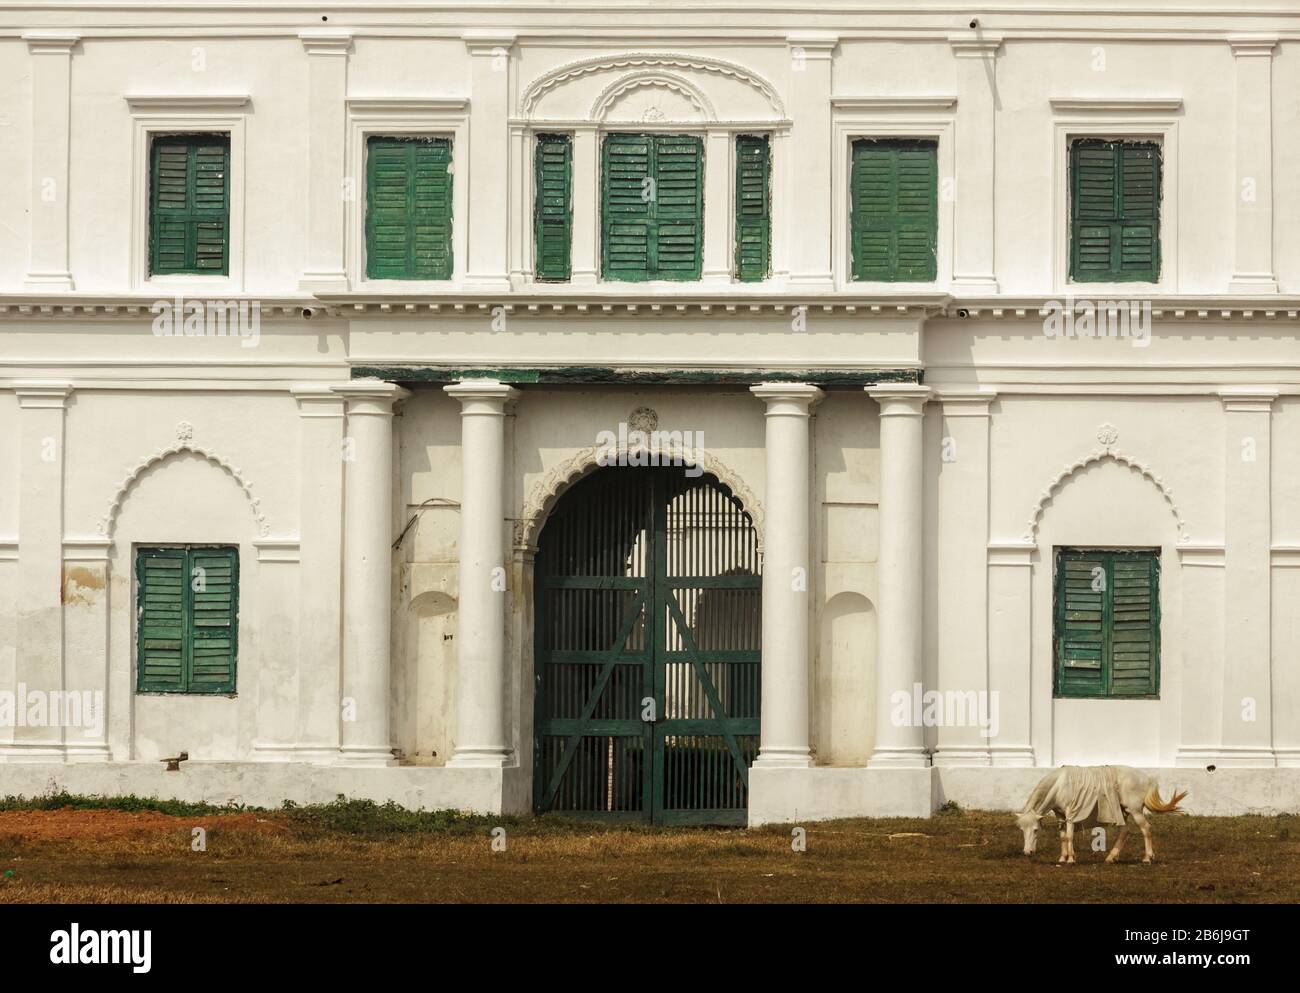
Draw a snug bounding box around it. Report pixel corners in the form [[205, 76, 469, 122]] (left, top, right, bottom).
[[463, 32, 516, 291], [22, 33, 78, 291], [1219, 388, 1276, 765], [1175, 545, 1226, 766], [785, 34, 837, 289], [948, 34, 1002, 292], [445, 380, 519, 767], [335, 381, 408, 766], [62, 539, 112, 761], [703, 130, 733, 284], [750, 384, 823, 768], [1228, 37, 1278, 293], [933, 391, 994, 766], [292, 385, 346, 760], [298, 31, 353, 292], [986, 543, 1035, 766], [867, 384, 931, 768], [9, 383, 71, 760], [570, 127, 599, 286]]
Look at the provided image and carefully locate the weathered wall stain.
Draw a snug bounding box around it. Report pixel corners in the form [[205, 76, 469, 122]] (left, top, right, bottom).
[[62, 566, 105, 607]]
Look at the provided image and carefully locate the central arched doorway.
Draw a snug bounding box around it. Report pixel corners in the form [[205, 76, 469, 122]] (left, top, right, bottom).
[[533, 465, 762, 825]]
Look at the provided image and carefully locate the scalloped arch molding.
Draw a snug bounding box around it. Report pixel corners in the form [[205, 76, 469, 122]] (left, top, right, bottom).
[[591, 71, 716, 122], [515, 445, 764, 550], [98, 422, 271, 539], [521, 52, 785, 118], [1023, 425, 1189, 543]]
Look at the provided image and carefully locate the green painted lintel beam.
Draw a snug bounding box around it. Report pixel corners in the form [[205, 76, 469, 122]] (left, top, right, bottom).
[[350, 366, 922, 387]]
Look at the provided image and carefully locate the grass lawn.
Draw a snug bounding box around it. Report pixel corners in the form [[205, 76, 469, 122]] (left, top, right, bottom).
[[0, 795, 1296, 903]]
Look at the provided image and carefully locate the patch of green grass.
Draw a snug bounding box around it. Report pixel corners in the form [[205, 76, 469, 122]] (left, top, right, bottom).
[[0, 790, 253, 818]]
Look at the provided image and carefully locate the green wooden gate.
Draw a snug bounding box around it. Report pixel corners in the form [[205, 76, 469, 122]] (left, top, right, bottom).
[[533, 466, 762, 825]]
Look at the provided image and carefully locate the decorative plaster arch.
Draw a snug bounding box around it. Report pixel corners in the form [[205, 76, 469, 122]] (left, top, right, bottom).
[[97, 421, 271, 539], [591, 71, 716, 122], [521, 52, 785, 119], [515, 445, 764, 551], [1022, 424, 1189, 544]]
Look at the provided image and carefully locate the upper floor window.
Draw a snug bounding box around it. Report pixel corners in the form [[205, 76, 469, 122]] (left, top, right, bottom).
[[601, 132, 702, 282], [1069, 138, 1161, 283], [534, 133, 573, 282], [137, 545, 239, 695], [1054, 548, 1159, 700], [365, 136, 453, 281], [734, 134, 771, 282], [849, 138, 938, 283], [149, 134, 230, 276]]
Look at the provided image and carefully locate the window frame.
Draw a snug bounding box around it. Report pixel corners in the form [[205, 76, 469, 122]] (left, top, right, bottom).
[[147, 133, 232, 277], [1052, 546, 1161, 701], [135, 543, 240, 696], [363, 134, 456, 282]]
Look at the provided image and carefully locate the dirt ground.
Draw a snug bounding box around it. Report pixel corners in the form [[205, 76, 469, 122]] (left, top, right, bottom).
[[0, 806, 1296, 903]]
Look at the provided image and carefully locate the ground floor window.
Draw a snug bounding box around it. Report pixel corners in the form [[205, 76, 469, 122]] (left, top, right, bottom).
[[136, 545, 239, 694], [1053, 547, 1159, 698]]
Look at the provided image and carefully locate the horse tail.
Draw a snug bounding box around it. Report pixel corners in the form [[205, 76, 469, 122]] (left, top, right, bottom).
[[1144, 785, 1188, 814]]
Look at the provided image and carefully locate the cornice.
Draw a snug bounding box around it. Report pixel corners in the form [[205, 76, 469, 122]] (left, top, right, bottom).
[[1049, 96, 1183, 113]]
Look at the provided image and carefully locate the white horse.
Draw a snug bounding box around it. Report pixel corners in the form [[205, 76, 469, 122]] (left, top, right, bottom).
[[1015, 765, 1187, 864]]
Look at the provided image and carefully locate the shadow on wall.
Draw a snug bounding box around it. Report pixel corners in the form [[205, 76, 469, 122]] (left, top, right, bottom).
[[816, 591, 876, 766]]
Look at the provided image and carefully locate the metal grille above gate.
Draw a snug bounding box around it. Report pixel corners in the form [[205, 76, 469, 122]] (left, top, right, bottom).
[[533, 466, 762, 825]]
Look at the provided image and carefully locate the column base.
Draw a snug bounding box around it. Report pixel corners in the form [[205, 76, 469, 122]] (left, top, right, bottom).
[[463, 274, 513, 292], [867, 746, 930, 769], [1176, 746, 1276, 768], [786, 272, 834, 289], [988, 745, 1037, 768], [447, 747, 514, 769], [1228, 274, 1279, 294], [337, 746, 398, 767], [251, 743, 341, 763], [932, 745, 992, 767], [571, 269, 598, 287], [950, 275, 1000, 293], [63, 742, 112, 763], [0, 742, 67, 762], [752, 747, 813, 769], [24, 271, 74, 291], [299, 271, 351, 293]]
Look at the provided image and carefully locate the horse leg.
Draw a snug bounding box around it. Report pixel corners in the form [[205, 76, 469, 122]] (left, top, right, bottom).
[[1058, 825, 1068, 863], [1105, 821, 1130, 863], [1065, 820, 1076, 864], [1132, 810, 1154, 863]]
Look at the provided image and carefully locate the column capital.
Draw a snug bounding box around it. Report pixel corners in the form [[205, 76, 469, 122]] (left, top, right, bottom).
[[291, 383, 347, 417], [935, 389, 996, 415], [23, 32, 80, 54], [445, 379, 520, 410], [332, 379, 409, 413], [14, 380, 73, 408], [786, 33, 839, 57], [1219, 387, 1278, 412], [867, 383, 932, 415], [463, 30, 517, 56], [750, 382, 824, 413], [949, 33, 1004, 58], [299, 30, 353, 56], [1228, 35, 1277, 58]]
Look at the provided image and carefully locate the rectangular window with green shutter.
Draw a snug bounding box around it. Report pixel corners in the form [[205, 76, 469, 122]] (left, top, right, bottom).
[[1069, 138, 1161, 283], [149, 134, 230, 275], [365, 136, 453, 281], [1054, 548, 1160, 699], [601, 132, 703, 281], [534, 133, 573, 281], [136, 545, 238, 695], [735, 134, 770, 282], [849, 138, 937, 282]]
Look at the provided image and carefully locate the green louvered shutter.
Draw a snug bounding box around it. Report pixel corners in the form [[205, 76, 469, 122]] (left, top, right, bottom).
[[1070, 139, 1160, 283], [137, 548, 187, 692], [137, 546, 238, 695], [602, 133, 702, 281], [654, 134, 703, 279], [1055, 549, 1159, 699], [735, 134, 770, 282], [850, 139, 937, 282], [189, 547, 238, 693], [149, 135, 230, 275], [534, 134, 572, 281], [366, 137, 453, 280]]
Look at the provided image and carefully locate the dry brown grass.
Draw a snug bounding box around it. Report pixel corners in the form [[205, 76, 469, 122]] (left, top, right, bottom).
[[0, 806, 1296, 903]]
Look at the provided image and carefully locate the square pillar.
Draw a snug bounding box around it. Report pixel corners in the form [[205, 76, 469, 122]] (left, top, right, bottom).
[[299, 31, 353, 292], [22, 33, 79, 291], [785, 34, 837, 289], [1228, 37, 1278, 293], [986, 543, 1036, 766], [948, 34, 1002, 291], [463, 32, 516, 290], [933, 392, 995, 766], [702, 130, 733, 284], [570, 127, 599, 286]]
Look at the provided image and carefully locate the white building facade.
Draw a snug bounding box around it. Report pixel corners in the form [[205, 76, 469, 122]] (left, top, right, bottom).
[[2, 0, 1300, 823]]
